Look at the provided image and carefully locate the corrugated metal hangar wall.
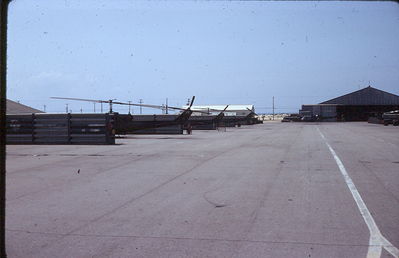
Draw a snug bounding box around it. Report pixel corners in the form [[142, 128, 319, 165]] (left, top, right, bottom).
[[299, 86, 399, 121]]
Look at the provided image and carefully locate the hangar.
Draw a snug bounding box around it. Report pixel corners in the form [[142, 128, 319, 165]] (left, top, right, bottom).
[[299, 86, 399, 121]]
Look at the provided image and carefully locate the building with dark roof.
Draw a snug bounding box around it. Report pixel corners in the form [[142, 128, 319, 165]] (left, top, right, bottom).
[[6, 99, 43, 114], [299, 86, 399, 121]]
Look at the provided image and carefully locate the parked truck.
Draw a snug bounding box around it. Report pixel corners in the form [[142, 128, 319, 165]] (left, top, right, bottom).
[[383, 110, 399, 126]]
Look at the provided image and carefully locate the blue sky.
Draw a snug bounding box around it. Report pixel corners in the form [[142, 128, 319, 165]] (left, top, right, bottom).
[[7, 0, 399, 114]]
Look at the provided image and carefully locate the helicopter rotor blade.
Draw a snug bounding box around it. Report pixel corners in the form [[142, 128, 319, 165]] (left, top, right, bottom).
[[246, 107, 258, 116], [114, 99, 210, 115], [51, 97, 111, 103], [51, 96, 210, 115], [188, 106, 230, 114], [114, 101, 163, 109], [115, 102, 185, 112], [189, 96, 195, 108]]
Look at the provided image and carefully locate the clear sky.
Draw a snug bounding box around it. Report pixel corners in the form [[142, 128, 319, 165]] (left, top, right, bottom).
[[7, 0, 399, 114]]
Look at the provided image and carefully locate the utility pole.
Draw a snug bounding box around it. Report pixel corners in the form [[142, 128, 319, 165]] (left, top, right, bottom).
[[139, 99, 143, 114], [128, 101, 131, 114], [166, 98, 168, 114], [108, 100, 113, 114], [101, 102, 103, 113], [1, 3, 11, 257], [66, 104, 69, 113], [93, 102, 96, 113], [272, 96, 275, 121], [80, 107, 83, 113]]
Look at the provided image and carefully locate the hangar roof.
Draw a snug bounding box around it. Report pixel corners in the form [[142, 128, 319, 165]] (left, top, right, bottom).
[[6, 99, 43, 114], [320, 86, 399, 105]]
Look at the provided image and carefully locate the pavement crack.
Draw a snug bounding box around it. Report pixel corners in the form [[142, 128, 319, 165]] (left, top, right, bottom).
[[230, 125, 303, 258], [6, 228, 381, 248], [203, 190, 227, 208], [7, 154, 158, 202], [34, 140, 254, 249]]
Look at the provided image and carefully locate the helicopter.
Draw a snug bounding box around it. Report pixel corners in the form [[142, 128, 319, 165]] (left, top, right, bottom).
[[219, 108, 262, 127], [187, 105, 230, 130], [50, 96, 229, 134], [123, 103, 232, 132]]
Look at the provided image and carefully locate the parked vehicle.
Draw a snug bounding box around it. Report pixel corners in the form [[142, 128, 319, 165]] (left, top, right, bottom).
[[382, 110, 399, 126], [281, 114, 301, 122]]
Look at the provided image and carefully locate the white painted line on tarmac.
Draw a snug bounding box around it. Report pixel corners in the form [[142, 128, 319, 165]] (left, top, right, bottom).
[[317, 127, 399, 258]]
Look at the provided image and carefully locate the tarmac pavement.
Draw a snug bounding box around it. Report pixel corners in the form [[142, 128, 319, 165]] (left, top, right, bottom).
[[5, 122, 399, 257]]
